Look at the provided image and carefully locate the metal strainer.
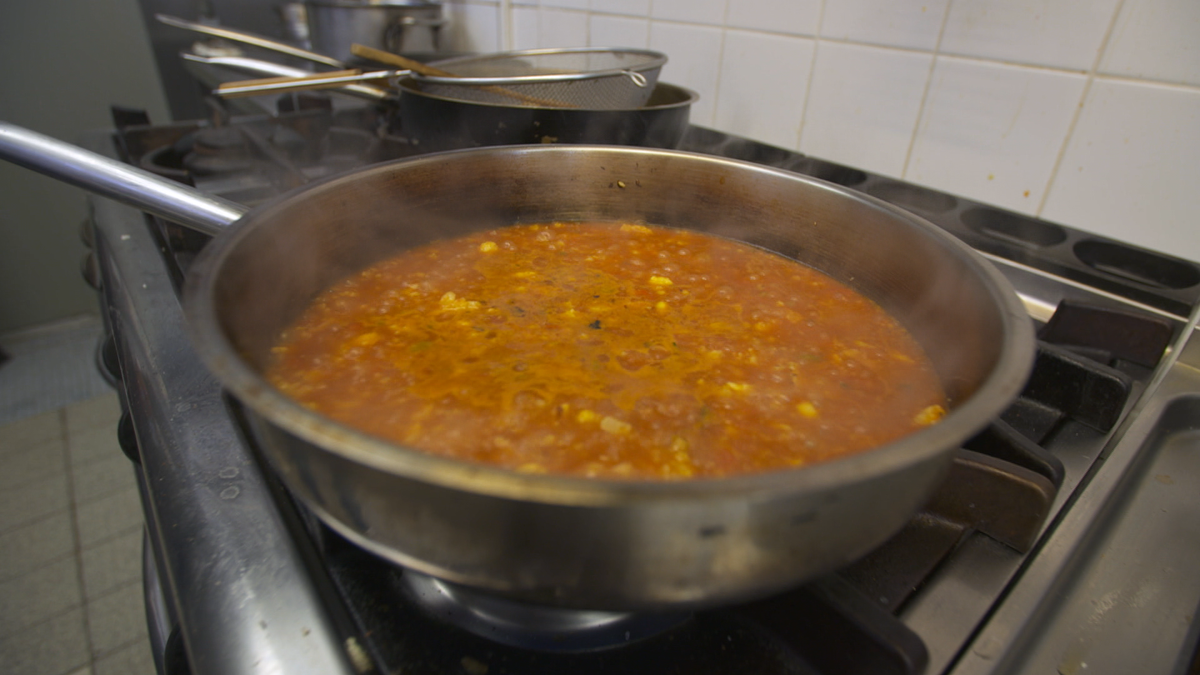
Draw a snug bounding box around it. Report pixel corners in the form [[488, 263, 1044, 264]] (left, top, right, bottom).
[[409, 47, 668, 109]]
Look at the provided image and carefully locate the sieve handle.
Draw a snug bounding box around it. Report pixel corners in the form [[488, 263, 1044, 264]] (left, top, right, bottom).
[[350, 44, 578, 109], [216, 69, 399, 98]]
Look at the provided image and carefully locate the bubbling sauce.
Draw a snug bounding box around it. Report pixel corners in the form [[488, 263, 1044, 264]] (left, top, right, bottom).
[[267, 222, 945, 480]]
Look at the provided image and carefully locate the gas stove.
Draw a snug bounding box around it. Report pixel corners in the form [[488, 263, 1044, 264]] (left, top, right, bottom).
[[82, 103, 1200, 675]]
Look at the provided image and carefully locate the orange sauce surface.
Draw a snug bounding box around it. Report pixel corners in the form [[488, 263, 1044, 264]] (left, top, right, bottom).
[[267, 222, 945, 480]]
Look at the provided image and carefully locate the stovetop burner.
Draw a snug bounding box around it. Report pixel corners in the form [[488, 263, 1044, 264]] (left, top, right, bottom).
[[85, 103, 1200, 675], [315, 518, 929, 674], [399, 571, 691, 653], [122, 104, 414, 206]]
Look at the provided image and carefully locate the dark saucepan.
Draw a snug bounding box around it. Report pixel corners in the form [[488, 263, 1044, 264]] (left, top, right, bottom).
[[391, 78, 698, 151]]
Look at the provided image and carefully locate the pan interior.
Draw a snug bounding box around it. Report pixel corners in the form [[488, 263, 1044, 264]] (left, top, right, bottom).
[[205, 147, 1015, 413]]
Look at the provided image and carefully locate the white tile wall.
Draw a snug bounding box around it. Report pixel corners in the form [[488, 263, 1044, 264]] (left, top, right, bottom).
[[444, 1, 502, 53], [940, 0, 1120, 70], [820, 0, 949, 51], [1100, 0, 1200, 87], [714, 30, 814, 149], [511, 6, 539, 48], [800, 42, 932, 178], [591, 0, 650, 18], [441, 0, 1200, 262], [651, 0, 727, 26], [649, 22, 725, 124], [1042, 79, 1200, 256], [539, 8, 590, 47], [589, 14, 649, 48], [908, 57, 1086, 213], [544, 0, 588, 10], [725, 0, 821, 36]]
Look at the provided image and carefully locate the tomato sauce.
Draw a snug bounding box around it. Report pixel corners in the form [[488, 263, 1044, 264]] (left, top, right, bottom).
[[266, 222, 946, 480]]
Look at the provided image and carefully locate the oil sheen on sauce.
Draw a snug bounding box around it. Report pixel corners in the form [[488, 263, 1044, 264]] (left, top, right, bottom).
[[266, 222, 946, 480]]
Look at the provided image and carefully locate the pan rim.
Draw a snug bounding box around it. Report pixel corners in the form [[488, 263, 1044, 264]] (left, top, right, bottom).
[[413, 46, 669, 86], [182, 144, 1036, 507], [396, 77, 699, 111]]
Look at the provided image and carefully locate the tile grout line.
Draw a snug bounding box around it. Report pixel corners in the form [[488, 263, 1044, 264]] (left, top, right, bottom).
[[499, 0, 512, 50], [88, 574, 144, 600], [85, 577, 152, 663], [559, 10, 1200, 94], [791, 0, 824, 152], [94, 632, 156, 665], [60, 406, 99, 673], [0, 549, 79, 587], [76, 482, 145, 512], [899, 0, 955, 181], [708, 1, 729, 133], [79, 522, 146, 555], [0, 497, 67, 538], [644, 3, 656, 55], [1035, 0, 1127, 218], [0, 604, 86, 643]]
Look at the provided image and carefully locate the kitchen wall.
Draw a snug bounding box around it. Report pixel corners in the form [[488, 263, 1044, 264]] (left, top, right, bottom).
[[442, 0, 1200, 263], [0, 0, 170, 333], [0, 0, 1192, 333]]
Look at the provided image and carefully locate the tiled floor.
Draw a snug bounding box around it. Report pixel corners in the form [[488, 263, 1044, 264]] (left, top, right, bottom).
[[0, 316, 112, 427], [0, 322, 154, 675]]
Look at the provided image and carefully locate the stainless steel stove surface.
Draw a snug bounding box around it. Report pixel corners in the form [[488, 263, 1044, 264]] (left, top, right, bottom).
[[83, 108, 1200, 675]]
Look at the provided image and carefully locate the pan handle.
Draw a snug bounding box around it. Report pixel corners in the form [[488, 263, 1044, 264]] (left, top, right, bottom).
[[216, 69, 402, 98], [182, 54, 394, 103], [156, 14, 347, 70], [0, 122, 247, 237]]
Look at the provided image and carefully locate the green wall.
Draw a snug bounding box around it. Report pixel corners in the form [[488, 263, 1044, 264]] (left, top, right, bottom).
[[0, 0, 170, 333]]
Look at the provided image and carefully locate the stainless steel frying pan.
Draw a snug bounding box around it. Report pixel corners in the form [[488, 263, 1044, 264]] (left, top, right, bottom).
[[0, 121, 1034, 610]]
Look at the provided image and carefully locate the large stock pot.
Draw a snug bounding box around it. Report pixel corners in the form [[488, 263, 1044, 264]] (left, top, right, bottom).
[[305, 0, 446, 64], [0, 123, 1034, 610]]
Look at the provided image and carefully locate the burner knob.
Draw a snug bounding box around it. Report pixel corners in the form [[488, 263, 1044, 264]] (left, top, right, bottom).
[[81, 252, 100, 290], [117, 411, 140, 464], [95, 334, 121, 388]]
